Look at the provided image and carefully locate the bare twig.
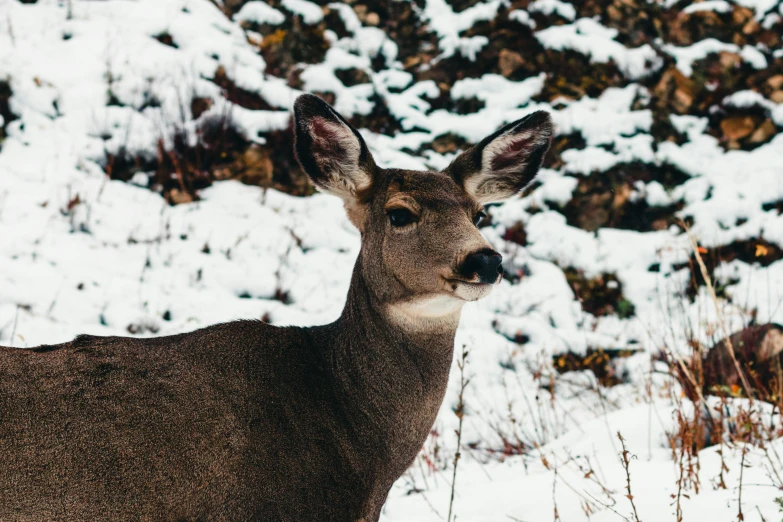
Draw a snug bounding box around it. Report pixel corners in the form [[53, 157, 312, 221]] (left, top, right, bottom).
[[6, 13, 15, 47], [9, 304, 20, 348], [617, 432, 642, 522], [552, 466, 562, 522], [447, 346, 469, 522], [738, 443, 747, 521]]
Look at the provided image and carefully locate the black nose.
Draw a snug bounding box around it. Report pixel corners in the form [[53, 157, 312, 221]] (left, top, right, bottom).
[[460, 249, 503, 284]]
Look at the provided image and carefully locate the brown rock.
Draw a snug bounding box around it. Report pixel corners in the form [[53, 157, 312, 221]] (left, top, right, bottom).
[[672, 87, 694, 114], [430, 133, 467, 154], [747, 119, 777, 144], [702, 323, 783, 399], [312, 91, 336, 106], [611, 183, 631, 210], [576, 192, 612, 232], [718, 51, 742, 69], [239, 144, 274, 184], [365, 12, 379, 26], [403, 55, 422, 69], [669, 15, 692, 46], [606, 4, 623, 23], [767, 74, 783, 90], [732, 5, 754, 25], [498, 49, 525, 78], [651, 218, 668, 231], [190, 97, 213, 120], [168, 188, 193, 205], [720, 115, 756, 141], [335, 67, 371, 86], [654, 66, 694, 114], [213, 167, 233, 181], [742, 18, 760, 35]]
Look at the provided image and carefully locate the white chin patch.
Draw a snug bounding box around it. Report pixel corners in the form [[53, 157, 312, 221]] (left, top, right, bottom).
[[451, 281, 495, 302], [393, 293, 465, 319]]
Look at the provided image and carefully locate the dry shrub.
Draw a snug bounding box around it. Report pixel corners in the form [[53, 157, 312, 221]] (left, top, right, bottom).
[[553, 348, 640, 387]]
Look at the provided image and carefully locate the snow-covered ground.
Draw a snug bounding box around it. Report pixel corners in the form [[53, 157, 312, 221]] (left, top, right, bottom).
[[2, 0, 783, 520]]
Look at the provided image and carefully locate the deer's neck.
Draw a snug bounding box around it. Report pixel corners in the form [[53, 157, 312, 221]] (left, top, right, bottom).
[[327, 263, 458, 469]]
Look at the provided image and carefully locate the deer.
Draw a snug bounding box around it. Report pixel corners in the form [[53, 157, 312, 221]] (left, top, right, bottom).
[[0, 94, 552, 521]]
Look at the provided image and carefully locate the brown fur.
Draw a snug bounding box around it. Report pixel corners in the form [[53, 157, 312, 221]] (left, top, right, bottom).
[[0, 95, 551, 521]]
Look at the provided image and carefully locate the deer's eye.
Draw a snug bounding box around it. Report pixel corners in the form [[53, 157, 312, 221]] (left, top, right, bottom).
[[388, 208, 416, 227], [473, 210, 487, 227]]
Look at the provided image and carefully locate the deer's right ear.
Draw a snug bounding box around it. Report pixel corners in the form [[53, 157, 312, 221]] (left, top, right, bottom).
[[294, 95, 376, 220], [445, 111, 553, 205]]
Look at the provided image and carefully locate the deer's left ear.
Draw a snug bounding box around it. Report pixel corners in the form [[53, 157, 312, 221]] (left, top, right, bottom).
[[445, 111, 553, 204], [294, 93, 376, 201]]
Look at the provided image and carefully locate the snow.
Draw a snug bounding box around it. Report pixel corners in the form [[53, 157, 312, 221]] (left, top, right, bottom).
[[536, 18, 662, 80], [528, 0, 577, 21], [422, 0, 503, 59], [234, 1, 285, 25], [281, 0, 324, 25], [664, 39, 768, 76], [508, 9, 536, 29], [683, 0, 732, 14], [1, 0, 783, 521]]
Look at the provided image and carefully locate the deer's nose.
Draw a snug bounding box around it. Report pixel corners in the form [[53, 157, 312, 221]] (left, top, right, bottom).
[[460, 249, 503, 284]]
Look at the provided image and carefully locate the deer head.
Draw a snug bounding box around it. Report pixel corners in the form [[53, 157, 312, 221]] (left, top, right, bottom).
[[294, 94, 553, 323]]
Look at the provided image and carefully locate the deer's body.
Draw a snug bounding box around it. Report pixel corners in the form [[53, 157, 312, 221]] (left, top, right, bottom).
[[0, 271, 452, 521], [0, 95, 552, 521]]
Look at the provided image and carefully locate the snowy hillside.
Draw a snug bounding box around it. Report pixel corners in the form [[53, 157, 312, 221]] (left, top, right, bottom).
[[2, 0, 783, 519]]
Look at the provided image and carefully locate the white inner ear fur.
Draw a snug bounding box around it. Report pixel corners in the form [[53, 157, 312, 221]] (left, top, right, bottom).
[[309, 117, 371, 198], [480, 128, 537, 176], [463, 128, 543, 204]]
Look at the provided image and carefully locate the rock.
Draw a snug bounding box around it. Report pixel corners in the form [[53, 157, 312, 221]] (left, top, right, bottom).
[[767, 74, 783, 90], [334, 67, 371, 86], [403, 55, 422, 69], [747, 119, 777, 144], [702, 323, 783, 399], [611, 182, 632, 210], [168, 188, 193, 205], [771, 90, 783, 104], [552, 348, 640, 388], [732, 5, 754, 25], [718, 51, 742, 69], [742, 18, 760, 35], [651, 218, 668, 231], [312, 91, 336, 106], [673, 87, 694, 113], [430, 133, 468, 154], [238, 145, 274, 185], [572, 191, 612, 232], [720, 115, 756, 141], [502, 222, 527, 246], [563, 268, 636, 319], [213, 65, 273, 110], [365, 12, 380, 26], [498, 49, 525, 78], [190, 97, 213, 120], [654, 66, 694, 114]]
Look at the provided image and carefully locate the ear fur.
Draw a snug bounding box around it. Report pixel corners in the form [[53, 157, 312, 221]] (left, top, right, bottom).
[[446, 111, 553, 204], [293, 94, 376, 229], [294, 94, 375, 198]]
